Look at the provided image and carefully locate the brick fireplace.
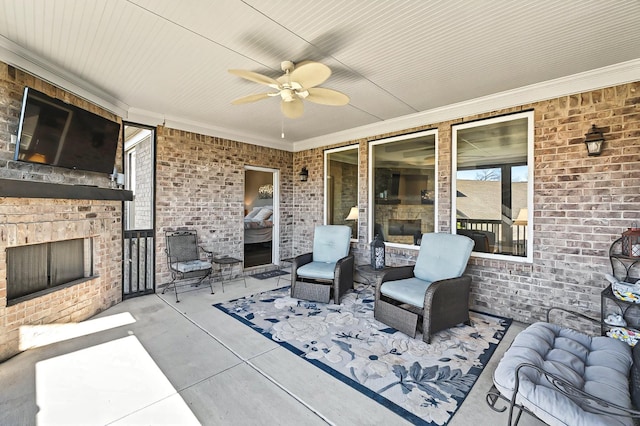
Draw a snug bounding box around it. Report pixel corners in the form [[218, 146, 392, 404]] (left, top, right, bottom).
[[0, 195, 124, 360], [0, 63, 127, 361]]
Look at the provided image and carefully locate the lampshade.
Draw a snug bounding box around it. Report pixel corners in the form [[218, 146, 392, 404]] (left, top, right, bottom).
[[345, 206, 359, 221], [513, 208, 528, 226]]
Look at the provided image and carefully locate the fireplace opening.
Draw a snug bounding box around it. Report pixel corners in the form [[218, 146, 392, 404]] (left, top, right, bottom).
[[7, 238, 94, 305]]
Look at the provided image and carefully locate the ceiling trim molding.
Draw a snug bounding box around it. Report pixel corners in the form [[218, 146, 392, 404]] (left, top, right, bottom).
[[2, 31, 637, 153], [0, 35, 291, 151], [0, 36, 129, 117], [127, 107, 294, 152], [293, 58, 640, 152]]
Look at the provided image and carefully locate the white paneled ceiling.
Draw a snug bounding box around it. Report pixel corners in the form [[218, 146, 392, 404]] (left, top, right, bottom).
[[0, 0, 639, 151]]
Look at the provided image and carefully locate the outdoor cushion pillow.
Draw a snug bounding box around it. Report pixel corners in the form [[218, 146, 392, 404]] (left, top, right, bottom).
[[493, 322, 633, 426], [380, 277, 431, 308]]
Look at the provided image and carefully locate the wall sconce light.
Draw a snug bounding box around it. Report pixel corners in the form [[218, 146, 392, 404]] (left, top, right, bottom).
[[584, 125, 604, 156], [299, 167, 308, 182]]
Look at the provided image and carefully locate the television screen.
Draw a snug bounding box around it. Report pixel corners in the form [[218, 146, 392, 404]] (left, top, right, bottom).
[[14, 87, 121, 174]]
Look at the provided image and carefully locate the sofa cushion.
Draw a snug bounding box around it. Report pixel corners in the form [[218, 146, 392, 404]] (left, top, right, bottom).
[[296, 261, 336, 281], [494, 322, 634, 426], [413, 233, 474, 283], [311, 225, 351, 263], [380, 277, 431, 308], [171, 260, 211, 273], [632, 343, 640, 410]]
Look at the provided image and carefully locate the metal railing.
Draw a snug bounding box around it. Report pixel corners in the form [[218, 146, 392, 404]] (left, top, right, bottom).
[[457, 218, 527, 256], [123, 229, 155, 299]]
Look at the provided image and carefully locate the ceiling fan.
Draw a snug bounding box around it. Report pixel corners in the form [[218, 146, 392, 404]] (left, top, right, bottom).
[[228, 61, 349, 119]]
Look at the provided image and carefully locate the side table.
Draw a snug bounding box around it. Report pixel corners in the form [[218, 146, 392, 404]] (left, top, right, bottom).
[[213, 256, 246, 292], [355, 264, 392, 286], [277, 257, 294, 285]]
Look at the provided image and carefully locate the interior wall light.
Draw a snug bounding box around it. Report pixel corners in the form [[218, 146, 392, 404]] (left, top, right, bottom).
[[584, 124, 605, 156], [299, 167, 308, 182], [345, 206, 359, 221]]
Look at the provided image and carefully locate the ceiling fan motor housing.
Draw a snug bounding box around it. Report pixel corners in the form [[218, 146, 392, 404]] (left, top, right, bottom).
[[281, 60, 295, 73]]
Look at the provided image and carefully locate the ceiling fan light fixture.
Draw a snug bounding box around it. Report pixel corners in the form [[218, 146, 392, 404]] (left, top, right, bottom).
[[281, 89, 296, 102], [229, 60, 349, 118]]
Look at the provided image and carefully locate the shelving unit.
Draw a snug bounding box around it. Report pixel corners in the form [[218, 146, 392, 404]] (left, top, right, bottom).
[[600, 285, 640, 336], [609, 237, 640, 283], [601, 237, 640, 339]]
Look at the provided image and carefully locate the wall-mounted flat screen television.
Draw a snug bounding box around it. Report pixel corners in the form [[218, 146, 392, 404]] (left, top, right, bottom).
[[14, 87, 121, 174]]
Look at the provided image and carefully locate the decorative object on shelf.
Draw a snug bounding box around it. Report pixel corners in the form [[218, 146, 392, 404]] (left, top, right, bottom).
[[345, 206, 359, 221], [583, 124, 605, 156], [420, 189, 434, 205], [606, 326, 639, 346], [607, 273, 640, 302], [605, 313, 627, 327], [299, 167, 308, 182], [622, 224, 640, 258], [257, 184, 273, 199], [370, 233, 385, 270]]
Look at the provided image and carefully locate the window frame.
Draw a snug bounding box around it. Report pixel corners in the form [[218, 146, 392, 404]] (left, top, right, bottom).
[[368, 129, 438, 249], [324, 144, 360, 242], [451, 110, 534, 262]]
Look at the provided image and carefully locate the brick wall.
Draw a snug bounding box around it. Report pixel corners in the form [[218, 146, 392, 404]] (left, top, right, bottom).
[[154, 126, 293, 286], [0, 63, 124, 361], [294, 82, 640, 327]]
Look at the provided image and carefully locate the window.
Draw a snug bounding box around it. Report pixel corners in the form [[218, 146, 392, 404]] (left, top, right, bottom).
[[325, 145, 359, 240], [369, 130, 437, 247], [452, 111, 533, 260]]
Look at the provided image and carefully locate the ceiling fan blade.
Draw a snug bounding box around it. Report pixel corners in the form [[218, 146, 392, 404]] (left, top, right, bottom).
[[305, 88, 350, 106], [281, 98, 304, 119], [228, 69, 280, 89], [231, 93, 272, 105], [289, 61, 331, 89]]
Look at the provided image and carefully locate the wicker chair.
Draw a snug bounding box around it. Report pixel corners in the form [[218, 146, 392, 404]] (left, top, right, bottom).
[[163, 230, 213, 302], [291, 225, 354, 304], [374, 232, 474, 343]]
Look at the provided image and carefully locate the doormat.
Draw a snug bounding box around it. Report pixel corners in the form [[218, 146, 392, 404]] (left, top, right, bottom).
[[251, 269, 289, 280], [213, 284, 511, 425]]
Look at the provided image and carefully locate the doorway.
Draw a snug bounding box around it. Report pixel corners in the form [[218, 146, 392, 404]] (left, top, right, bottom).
[[244, 166, 279, 268], [122, 123, 155, 299]]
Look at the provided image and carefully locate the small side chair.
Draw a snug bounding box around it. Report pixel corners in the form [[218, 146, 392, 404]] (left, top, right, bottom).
[[374, 232, 474, 343], [291, 225, 354, 304], [164, 230, 214, 302]]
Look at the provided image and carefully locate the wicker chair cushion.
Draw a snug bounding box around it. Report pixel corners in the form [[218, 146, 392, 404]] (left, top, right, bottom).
[[632, 343, 640, 409], [494, 322, 633, 426], [380, 277, 430, 308], [311, 225, 351, 263], [171, 260, 211, 273], [297, 261, 336, 280], [413, 233, 474, 283]]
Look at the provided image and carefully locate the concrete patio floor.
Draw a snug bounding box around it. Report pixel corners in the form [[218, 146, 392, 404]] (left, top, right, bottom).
[[0, 273, 544, 425]]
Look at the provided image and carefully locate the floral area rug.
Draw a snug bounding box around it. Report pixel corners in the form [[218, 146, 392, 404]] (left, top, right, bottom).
[[213, 284, 511, 425]]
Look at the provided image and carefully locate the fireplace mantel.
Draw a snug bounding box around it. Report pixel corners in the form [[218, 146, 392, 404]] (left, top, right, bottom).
[[0, 178, 134, 201]]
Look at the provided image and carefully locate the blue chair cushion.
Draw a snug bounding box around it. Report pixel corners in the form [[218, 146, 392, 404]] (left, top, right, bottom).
[[380, 277, 431, 308], [312, 225, 351, 263], [296, 261, 336, 281], [494, 322, 633, 426], [172, 260, 211, 273], [413, 233, 474, 282]]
